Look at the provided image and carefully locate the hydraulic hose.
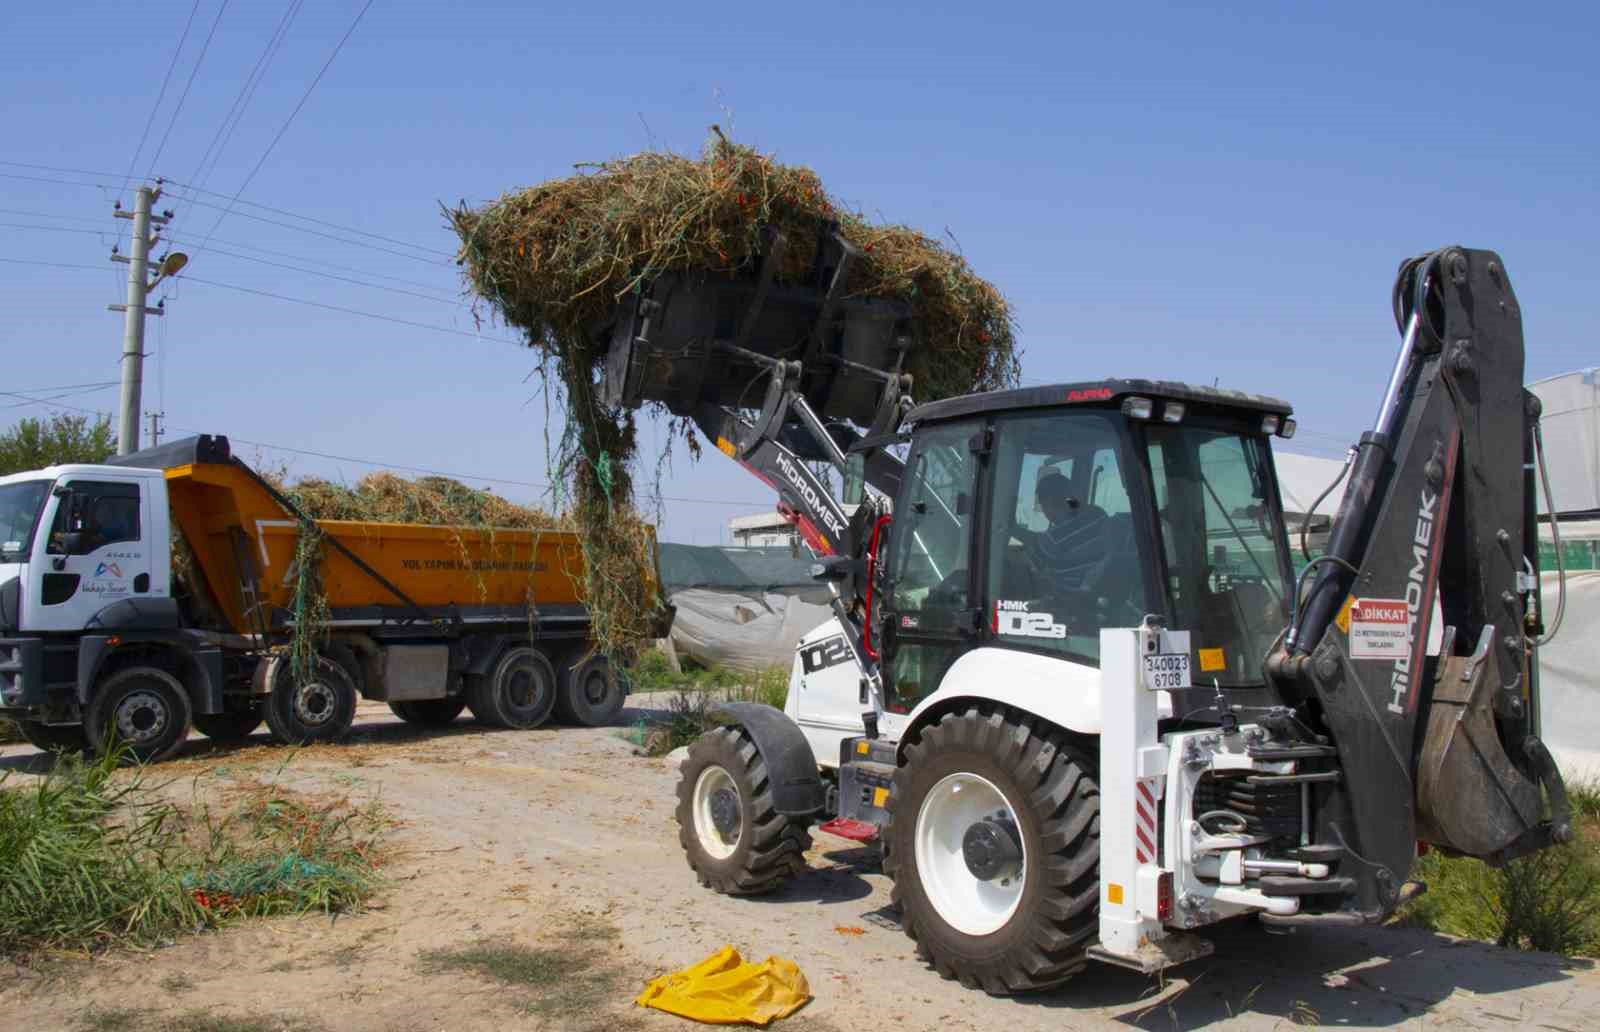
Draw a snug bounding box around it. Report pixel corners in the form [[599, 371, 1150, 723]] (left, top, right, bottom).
[[1534, 421, 1567, 646], [1299, 446, 1356, 562]]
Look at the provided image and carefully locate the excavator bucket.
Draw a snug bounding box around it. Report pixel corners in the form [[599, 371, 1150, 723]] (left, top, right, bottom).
[[1416, 627, 1570, 864]]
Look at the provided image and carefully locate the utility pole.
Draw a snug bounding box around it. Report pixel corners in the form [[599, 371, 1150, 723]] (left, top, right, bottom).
[[110, 184, 169, 456], [146, 410, 165, 447]]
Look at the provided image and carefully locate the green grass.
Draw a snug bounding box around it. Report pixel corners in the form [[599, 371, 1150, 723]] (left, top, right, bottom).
[[418, 916, 630, 1027], [1402, 779, 1600, 955], [79, 1008, 323, 1032], [630, 658, 790, 756], [0, 750, 388, 960], [0, 717, 20, 744]]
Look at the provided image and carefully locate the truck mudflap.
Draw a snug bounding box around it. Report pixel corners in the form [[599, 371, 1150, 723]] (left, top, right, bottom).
[[1416, 626, 1572, 862]]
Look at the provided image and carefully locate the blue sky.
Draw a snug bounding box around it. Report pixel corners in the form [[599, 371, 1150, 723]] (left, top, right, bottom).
[[3, 0, 1595, 543]]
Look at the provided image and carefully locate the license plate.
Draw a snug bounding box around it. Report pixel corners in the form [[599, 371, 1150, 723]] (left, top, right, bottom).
[[1143, 651, 1191, 691]]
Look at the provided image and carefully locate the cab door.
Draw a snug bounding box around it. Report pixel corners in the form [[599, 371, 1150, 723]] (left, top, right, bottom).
[[879, 420, 983, 713], [23, 477, 154, 632]]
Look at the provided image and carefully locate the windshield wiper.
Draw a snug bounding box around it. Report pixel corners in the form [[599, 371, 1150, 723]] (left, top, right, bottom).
[[1198, 470, 1284, 605]]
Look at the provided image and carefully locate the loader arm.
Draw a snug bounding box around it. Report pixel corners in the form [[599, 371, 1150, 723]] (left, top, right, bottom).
[[1267, 246, 1568, 917]]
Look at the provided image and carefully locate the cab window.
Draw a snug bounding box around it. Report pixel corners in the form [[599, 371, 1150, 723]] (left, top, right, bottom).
[[986, 410, 1152, 663], [49, 481, 141, 556]]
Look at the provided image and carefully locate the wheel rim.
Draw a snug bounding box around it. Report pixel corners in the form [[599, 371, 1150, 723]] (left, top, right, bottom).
[[915, 772, 1028, 936], [581, 668, 611, 706], [502, 658, 551, 721], [293, 681, 338, 727], [113, 688, 169, 745], [691, 764, 742, 860]]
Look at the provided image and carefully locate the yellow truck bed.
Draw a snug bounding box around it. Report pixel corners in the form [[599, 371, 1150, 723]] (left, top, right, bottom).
[[165, 458, 593, 636]]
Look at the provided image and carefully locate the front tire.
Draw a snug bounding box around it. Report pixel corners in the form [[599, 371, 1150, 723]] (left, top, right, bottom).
[[884, 705, 1100, 994], [86, 666, 194, 763], [388, 698, 466, 726], [264, 655, 358, 745], [17, 719, 89, 754], [675, 725, 812, 895]]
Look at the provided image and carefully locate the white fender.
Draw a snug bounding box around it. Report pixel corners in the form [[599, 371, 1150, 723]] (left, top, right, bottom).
[[904, 646, 1174, 740]]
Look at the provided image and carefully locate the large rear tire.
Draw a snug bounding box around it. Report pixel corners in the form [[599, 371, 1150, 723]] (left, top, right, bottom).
[[388, 698, 466, 726], [554, 652, 626, 726], [884, 705, 1100, 995], [264, 655, 358, 745], [17, 719, 89, 754], [468, 647, 556, 729], [85, 666, 194, 763], [675, 725, 813, 895]]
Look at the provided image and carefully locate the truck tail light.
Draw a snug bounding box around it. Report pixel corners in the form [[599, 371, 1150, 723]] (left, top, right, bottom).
[[1156, 870, 1174, 923]]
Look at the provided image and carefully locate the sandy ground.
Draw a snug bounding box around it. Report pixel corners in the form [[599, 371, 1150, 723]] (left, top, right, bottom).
[[3, 698, 1599, 1032]]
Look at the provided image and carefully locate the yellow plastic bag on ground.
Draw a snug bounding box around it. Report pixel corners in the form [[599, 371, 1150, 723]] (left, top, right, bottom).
[[635, 946, 811, 1026]]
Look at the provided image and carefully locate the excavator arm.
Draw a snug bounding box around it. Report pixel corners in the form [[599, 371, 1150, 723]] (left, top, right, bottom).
[[1268, 246, 1569, 917]]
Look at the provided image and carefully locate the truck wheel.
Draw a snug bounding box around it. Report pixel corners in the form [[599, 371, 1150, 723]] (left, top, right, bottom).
[[193, 709, 263, 743], [554, 653, 625, 726], [675, 725, 812, 895], [468, 647, 556, 729], [264, 656, 358, 745], [884, 705, 1100, 994], [17, 720, 89, 754], [86, 666, 194, 763], [388, 698, 466, 726]]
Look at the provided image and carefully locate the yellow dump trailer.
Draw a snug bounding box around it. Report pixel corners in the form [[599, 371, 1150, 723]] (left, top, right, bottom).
[[165, 457, 590, 634], [0, 433, 667, 762]]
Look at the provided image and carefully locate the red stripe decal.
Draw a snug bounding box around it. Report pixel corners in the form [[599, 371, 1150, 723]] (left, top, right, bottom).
[[1137, 782, 1155, 807], [1136, 826, 1156, 858]]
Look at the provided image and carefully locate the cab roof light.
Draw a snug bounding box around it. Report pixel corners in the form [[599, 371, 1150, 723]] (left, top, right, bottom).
[[1261, 414, 1281, 435], [1121, 396, 1154, 420], [1161, 401, 1186, 424], [1278, 417, 1297, 439]]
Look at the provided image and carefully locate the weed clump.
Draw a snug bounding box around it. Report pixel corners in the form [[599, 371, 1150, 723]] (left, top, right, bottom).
[[629, 657, 790, 756], [0, 752, 387, 959]]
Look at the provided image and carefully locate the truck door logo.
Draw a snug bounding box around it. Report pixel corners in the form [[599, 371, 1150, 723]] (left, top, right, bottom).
[[800, 635, 851, 674], [93, 561, 124, 578]]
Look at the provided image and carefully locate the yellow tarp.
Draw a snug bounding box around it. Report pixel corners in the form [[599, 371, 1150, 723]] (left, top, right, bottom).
[[635, 946, 811, 1026]]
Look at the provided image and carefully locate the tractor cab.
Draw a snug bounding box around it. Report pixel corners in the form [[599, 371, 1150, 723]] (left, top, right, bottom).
[[868, 380, 1301, 721]]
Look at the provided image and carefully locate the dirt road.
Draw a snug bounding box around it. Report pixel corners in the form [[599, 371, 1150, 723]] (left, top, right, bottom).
[[4, 701, 1597, 1031]]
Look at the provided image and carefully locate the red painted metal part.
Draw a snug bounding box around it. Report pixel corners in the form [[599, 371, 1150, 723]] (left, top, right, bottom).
[[818, 817, 881, 843], [861, 514, 893, 661]]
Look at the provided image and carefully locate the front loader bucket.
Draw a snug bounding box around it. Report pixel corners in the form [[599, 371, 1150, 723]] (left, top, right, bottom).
[[1416, 626, 1570, 863]]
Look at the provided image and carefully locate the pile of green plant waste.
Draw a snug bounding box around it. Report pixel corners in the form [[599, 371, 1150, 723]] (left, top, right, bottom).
[[449, 130, 1019, 659], [283, 472, 557, 529]]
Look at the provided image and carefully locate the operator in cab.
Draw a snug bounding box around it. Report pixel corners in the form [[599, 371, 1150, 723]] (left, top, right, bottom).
[[1010, 471, 1110, 590]]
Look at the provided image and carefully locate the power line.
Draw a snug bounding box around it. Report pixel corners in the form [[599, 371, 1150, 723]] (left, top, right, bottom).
[[120, 0, 204, 200], [184, 0, 305, 200], [0, 171, 112, 191], [197, 0, 376, 253], [0, 257, 111, 273], [1, 161, 454, 260], [192, 243, 465, 304], [178, 273, 517, 342], [181, 196, 451, 264], [165, 232, 463, 293], [146, 0, 233, 180], [168, 177, 454, 257]]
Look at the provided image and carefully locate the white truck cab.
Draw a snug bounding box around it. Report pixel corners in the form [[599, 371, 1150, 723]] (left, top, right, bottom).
[[0, 463, 173, 637]]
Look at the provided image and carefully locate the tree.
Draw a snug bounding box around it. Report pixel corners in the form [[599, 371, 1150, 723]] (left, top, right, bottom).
[[0, 413, 116, 475]]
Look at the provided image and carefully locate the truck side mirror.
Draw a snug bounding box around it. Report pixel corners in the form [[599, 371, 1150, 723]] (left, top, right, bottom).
[[62, 531, 89, 556]]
